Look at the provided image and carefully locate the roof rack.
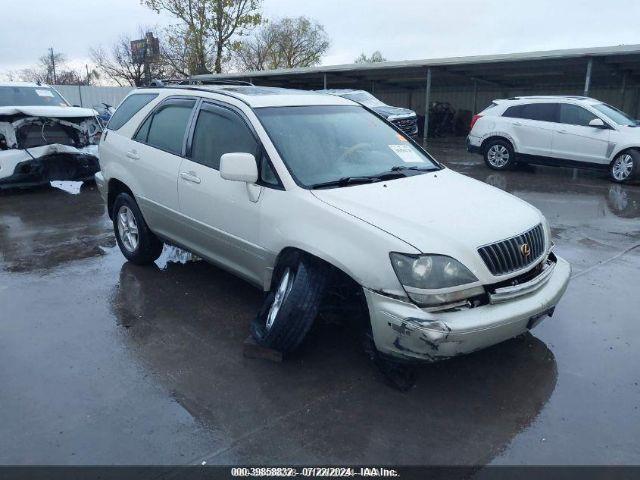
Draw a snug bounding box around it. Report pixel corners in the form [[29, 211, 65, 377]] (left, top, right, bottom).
[[147, 78, 254, 88], [508, 95, 593, 101], [190, 79, 254, 86]]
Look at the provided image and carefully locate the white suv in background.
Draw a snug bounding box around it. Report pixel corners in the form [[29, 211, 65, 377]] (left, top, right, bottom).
[[96, 85, 570, 363], [467, 96, 640, 183]]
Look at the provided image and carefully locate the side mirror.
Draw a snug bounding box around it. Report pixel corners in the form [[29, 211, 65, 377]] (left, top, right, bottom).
[[589, 118, 606, 128], [220, 152, 258, 183]]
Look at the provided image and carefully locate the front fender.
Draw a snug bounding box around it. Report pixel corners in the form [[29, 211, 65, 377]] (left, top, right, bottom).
[[259, 188, 417, 295]]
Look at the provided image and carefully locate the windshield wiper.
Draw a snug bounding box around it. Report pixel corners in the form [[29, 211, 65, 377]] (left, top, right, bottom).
[[309, 169, 424, 190], [390, 165, 438, 172], [310, 176, 381, 189]]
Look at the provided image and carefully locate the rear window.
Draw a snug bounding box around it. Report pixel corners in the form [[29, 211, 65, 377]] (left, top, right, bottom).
[[503, 103, 558, 122], [481, 102, 498, 113], [108, 93, 158, 131]]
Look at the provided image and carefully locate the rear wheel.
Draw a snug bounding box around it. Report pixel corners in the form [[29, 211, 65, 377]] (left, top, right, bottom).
[[610, 151, 638, 183], [112, 192, 163, 265], [484, 139, 515, 170], [251, 251, 329, 353]]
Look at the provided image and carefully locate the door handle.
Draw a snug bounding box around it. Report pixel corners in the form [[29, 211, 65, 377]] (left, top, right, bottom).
[[513, 122, 522, 126], [557, 130, 568, 134], [180, 171, 201, 184], [126, 150, 139, 160]]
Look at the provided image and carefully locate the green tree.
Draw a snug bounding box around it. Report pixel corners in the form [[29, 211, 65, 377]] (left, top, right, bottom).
[[142, 0, 262, 74]]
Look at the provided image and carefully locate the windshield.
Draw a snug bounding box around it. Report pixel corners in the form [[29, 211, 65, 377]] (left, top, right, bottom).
[[342, 91, 386, 108], [592, 103, 636, 126], [0, 86, 69, 107], [256, 105, 439, 188]]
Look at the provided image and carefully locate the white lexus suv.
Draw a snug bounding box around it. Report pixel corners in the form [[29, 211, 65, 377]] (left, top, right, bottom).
[[96, 85, 570, 363], [467, 95, 639, 183]]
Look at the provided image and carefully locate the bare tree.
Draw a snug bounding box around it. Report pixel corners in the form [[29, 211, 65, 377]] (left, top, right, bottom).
[[235, 16, 330, 71], [354, 51, 387, 64], [142, 0, 262, 74], [90, 29, 168, 86], [17, 49, 99, 85]]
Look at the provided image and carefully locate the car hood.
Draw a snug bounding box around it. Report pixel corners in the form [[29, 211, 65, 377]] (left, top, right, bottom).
[[372, 105, 416, 119], [0, 105, 97, 118], [311, 169, 543, 265]]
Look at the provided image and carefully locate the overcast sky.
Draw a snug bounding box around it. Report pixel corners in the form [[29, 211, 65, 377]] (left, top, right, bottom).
[[2, 0, 640, 76]]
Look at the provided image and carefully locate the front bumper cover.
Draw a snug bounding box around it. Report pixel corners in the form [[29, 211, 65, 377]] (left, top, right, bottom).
[[0, 144, 99, 188], [364, 256, 571, 362]]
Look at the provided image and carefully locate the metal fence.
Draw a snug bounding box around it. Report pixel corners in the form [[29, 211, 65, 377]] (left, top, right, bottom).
[[53, 85, 134, 109]]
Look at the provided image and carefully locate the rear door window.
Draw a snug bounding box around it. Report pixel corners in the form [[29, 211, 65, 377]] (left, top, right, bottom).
[[503, 103, 558, 122], [108, 93, 158, 131], [559, 104, 598, 126], [143, 99, 196, 155]]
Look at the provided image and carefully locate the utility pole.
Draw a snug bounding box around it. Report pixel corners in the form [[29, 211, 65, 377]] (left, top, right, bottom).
[[49, 47, 57, 84]]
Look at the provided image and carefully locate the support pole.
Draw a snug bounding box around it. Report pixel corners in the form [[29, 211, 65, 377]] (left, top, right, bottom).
[[472, 79, 478, 114], [620, 71, 628, 110], [422, 67, 432, 146], [583, 58, 593, 97], [323, 73, 327, 90]]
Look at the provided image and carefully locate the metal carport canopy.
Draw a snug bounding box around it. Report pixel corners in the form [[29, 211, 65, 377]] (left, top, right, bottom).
[[191, 44, 640, 142], [192, 44, 640, 88]]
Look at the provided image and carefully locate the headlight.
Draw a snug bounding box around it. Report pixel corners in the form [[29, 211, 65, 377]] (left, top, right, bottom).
[[390, 253, 483, 309]]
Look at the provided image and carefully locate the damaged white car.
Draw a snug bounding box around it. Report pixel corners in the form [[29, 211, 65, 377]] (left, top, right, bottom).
[[97, 85, 571, 363], [0, 82, 101, 189]]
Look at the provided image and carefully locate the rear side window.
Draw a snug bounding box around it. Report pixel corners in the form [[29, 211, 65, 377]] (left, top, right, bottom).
[[559, 104, 598, 126], [143, 99, 196, 155], [503, 103, 558, 122], [108, 94, 158, 131], [191, 105, 259, 170]]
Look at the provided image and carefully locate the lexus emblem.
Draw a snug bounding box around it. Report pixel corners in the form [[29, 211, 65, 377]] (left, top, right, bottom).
[[520, 243, 531, 257]]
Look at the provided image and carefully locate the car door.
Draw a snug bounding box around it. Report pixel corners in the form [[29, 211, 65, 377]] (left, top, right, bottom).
[[128, 97, 197, 239], [504, 103, 557, 158], [177, 101, 273, 286], [551, 103, 611, 165]]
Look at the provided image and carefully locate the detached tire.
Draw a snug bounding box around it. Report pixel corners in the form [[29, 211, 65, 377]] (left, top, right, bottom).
[[112, 192, 163, 265], [251, 251, 329, 353], [610, 150, 638, 183], [484, 139, 515, 170]]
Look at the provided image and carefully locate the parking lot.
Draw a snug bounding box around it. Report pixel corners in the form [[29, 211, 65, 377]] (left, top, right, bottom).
[[1, 139, 639, 467]]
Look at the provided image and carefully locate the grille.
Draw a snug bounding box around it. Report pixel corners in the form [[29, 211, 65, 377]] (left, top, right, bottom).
[[392, 117, 418, 135], [478, 224, 545, 276]]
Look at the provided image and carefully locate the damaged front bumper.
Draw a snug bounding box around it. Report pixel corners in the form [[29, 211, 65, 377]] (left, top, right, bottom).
[[0, 144, 99, 188], [365, 256, 571, 362]]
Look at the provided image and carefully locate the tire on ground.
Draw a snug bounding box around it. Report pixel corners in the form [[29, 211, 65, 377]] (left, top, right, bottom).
[[112, 192, 164, 265], [251, 251, 329, 353], [609, 149, 639, 183], [483, 138, 516, 170]]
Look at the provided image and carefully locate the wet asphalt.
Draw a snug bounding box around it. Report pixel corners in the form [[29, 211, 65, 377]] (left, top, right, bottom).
[[0, 142, 639, 466]]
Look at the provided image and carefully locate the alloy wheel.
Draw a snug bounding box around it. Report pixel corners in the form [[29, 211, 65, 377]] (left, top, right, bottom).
[[612, 154, 634, 181], [487, 144, 510, 168], [266, 268, 293, 330], [117, 205, 139, 252]]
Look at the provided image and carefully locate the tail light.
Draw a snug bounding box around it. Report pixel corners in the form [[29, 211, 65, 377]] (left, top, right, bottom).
[[470, 114, 482, 130]]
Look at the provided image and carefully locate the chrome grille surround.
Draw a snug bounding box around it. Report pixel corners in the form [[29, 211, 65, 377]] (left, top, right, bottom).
[[478, 223, 545, 276]]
